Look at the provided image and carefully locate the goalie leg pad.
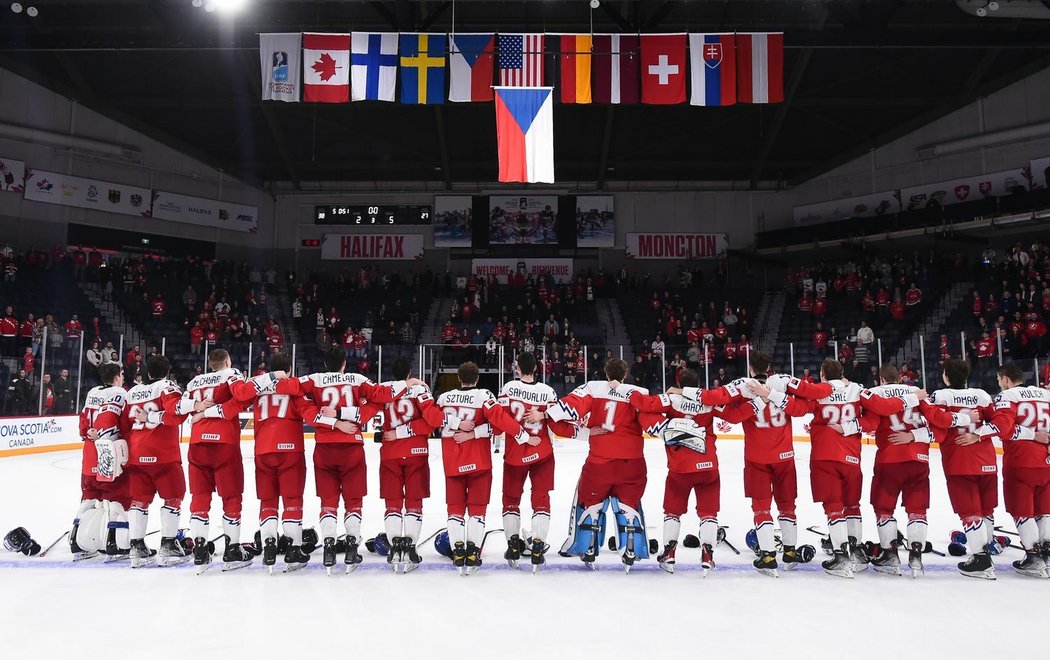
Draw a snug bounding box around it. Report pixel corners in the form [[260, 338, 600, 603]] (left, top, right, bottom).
[[567, 502, 607, 556], [615, 503, 650, 560], [75, 502, 105, 552]]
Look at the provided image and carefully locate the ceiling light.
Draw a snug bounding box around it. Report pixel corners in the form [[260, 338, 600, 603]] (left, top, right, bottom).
[[204, 2, 215, 12], [192, 0, 203, 7], [987, 1, 999, 10], [10, 2, 22, 13], [25, 4, 35, 16], [211, 0, 247, 13]]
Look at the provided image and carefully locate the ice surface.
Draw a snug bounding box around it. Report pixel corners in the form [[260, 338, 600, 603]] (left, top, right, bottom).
[[0, 438, 1042, 657]]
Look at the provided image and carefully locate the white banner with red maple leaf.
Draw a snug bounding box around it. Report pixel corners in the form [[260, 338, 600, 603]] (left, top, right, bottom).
[[303, 33, 351, 103]]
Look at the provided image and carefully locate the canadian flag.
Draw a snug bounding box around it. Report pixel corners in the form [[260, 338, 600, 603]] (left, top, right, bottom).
[[640, 34, 687, 105], [303, 32, 351, 103]]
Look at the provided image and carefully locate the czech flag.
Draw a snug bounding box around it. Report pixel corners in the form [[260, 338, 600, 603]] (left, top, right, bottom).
[[689, 33, 736, 106], [494, 86, 554, 184]]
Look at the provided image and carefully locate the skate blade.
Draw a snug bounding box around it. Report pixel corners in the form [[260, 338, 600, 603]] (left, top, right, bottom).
[[105, 554, 131, 563], [283, 562, 307, 573], [910, 567, 923, 579], [959, 569, 996, 580], [222, 560, 252, 572], [403, 562, 421, 573], [157, 555, 189, 567], [507, 559, 519, 570], [824, 568, 853, 579], [266, 564, 275, 575], [701, 567, 711, 579], [851, 563, 869, 572], [658, 562, 675, 574], [326, 566, 333, 576], [584, 561, 596, 571], [1014, 568, 1049, 579], [195, 563, 211, 575], [532, 564, 541, 574], [781, 562, 800, 572], [873, 565, 902, 576], [72, 551, 100, 562], [130, 557, 155, 569], [345, 563, 359, 575], [756, 568, 779, 578]]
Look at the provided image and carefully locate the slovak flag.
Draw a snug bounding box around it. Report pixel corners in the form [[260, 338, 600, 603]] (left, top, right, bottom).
[[449, 33, 495, 102], [736, 32, 784, 104], [640, 34, 687, 105], [494, 87, 554, 184], [689, 33, 736, 106], [303, 32, 351, 103]]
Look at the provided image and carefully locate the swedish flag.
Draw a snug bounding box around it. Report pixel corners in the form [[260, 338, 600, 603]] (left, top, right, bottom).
[[399, 33, 447, 105]]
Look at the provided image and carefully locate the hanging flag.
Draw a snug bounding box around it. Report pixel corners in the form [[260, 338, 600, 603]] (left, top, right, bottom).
[[260, 33, 301, 102], [498, 33, 544, 87], [689, 33, 736, 106], [548, 34, 592, 104], [351, 32, 399, 102], [399, 33, 447, 104], [303, 32, 350, 103], [449, 33, 495, 102], [494, 86, 554, 184], [640, 34, 687, 104], [592, 34, 639, 104], [736, 32, 784, 104]]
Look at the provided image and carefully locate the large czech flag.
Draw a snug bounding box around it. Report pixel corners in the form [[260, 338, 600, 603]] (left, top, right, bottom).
[[494, 86, 554, 184]]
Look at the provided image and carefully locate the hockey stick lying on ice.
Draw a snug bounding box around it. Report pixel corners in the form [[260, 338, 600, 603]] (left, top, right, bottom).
[[38, 531, 69, 558]]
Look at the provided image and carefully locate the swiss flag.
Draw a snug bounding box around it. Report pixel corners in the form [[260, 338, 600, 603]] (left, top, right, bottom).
[[640, 34, 687, 105]]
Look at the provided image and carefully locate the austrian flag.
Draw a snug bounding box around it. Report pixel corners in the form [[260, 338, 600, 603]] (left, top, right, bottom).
[[303, 32, 350, 103]]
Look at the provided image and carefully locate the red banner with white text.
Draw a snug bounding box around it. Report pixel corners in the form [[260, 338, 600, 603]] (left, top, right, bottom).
[[625, 232, 728, 259], [321, 233, 425, 260]]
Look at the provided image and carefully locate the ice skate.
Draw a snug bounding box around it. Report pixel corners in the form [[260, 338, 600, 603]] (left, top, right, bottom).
[[530, 538, 545, 573], [1011, 550, 1048, 579], [504, 534, 526, 569], [283, 545, 310, 572], [822, 545, 854, 578], [129, 539, 156, 569], [157, 537, 189, 567], [262, 537, 278, 575], [322, 537, 337, 576], [657, 540, 677, 574], [958, 552, 995, 580], [781, 545, 802, 571], [388, 536, 405, 573], [700, 543, 714, 578], [452, 541, 467, 575], [848, 537, 869, 572], [464, 541, 482, 575], [907, 542, 924, 578], [753, 550, 779, 578], [222, 541, 253, 572], [871, 547, 901, 576], [193, 536, 212, 575], [403, 540, 422, 573], [344, 535, 362, 574], [621, 549, 637, 573]]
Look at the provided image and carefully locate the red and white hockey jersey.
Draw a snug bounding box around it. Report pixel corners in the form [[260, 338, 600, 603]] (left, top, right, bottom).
[[631, 390, 720, 474], [297, 372, 407, 444], [498, 379, 576, 467], [378, 383, 445, 460], [922, 388, 997, 476], [980, 386, 1050, 469], [436, 388, 526, 477], [80, 385, 127, 477], [122, 379, 186, 466], [547, 381, 648, 462], [177, 368, 251, 445]]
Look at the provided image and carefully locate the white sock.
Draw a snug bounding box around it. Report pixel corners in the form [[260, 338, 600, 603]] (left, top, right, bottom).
[[965, 518, 985, 554], [129, 507, 148, 540], [403, 512, 422, 543], [466, 515, 485, 546], [384, 512, 403, 541], [344, 512, 362, 540], [846, 515, 862, 542], [663, 516, 682, 546], [1038, 515, 1050, 543], [876, 517, 899, 549], [447, 516, 465, 546], [503, 512, 522, 541], [984, 517, 995, 546], [699, 518, 718, 547], [1016, 517, 1039, 550], [190, 516, 209, 541], [160, 506, 180, 538], [778, 515, 798, 547], [531, 512, 550, 542], [906, 518, 928, 547], [261, 516, 279, 541], [319, 513, 337, 540], [828, 518, 848, 549], [282, 519, 303, 545], [222, 515, 241, 544], [756, 520, 776, 552]]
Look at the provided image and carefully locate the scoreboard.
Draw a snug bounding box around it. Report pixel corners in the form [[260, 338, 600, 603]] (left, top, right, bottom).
[[314, 204, 432, 226]]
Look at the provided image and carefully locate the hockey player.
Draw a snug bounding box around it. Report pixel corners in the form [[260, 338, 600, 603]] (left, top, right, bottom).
[[855, 364, 963, 577], [500, 352, 576, 571], [632, 369, 734, 576], [124, 356, 191, 567], [920, 359, 999, 579], [436, 361, 532, 574], [70, 362, 131, 560], [233, 353, 319, 573], [542, 358, 652, 571], [178, 348, 256, 573], [973, 363, 1050, 578], [376, 357, 445, 572], [704, 352, 814, 576], [299, 346, 418, 573]]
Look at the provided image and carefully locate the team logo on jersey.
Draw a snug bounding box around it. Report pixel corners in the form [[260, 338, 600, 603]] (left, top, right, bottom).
[[522, 453, 540, 464], [411, 447, 428, 455], [716, 420, 732, 434], [803, 422, 812, 433], [458, 463, 477, 473], [138, 457, 157, 463], [845, 455, 860, 464]]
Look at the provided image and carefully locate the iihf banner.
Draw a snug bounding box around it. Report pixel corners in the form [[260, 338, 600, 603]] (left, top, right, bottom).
[[22, 169, 151, 218], [259, 33, 302, 102], [626, 232, 728, 259], [321, 233, 425, 260], [151, 191, 258, 233], [471, 258, 573, 283], [0, 156, 25, 193]]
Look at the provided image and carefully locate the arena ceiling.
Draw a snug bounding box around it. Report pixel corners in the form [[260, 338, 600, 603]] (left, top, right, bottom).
[[1, 0, 1049, 190]]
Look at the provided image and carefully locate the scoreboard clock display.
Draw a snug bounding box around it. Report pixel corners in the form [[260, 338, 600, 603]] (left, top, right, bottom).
[[314, 204, 432, 225]]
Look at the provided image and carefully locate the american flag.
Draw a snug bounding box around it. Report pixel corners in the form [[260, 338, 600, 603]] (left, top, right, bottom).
[[498, 33, 544, 86]]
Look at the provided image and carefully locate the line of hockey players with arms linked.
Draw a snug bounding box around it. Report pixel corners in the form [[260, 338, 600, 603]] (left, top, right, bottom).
[[68, 344, 1050, 579]]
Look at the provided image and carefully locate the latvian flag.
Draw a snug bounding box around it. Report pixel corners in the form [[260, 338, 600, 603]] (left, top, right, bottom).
[[449, 33, 495, 102], [498, 33, 544, 86], [549, 34, 592, 103], [689, 34, 736, 106], [303, 32, 351, 103], [736, 32, 784, 104], [591, 34, 639, 104]]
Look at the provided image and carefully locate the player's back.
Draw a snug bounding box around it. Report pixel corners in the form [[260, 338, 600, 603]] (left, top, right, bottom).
[[498, 379, 560, 467], [80, 385, 126, 475], [298, 372, 373, 444], [929, 387, 996, 475], [125, 379, 183, 464], [253, 389, 308, 454], [809, 380, 864, 464], [994, 386, 1050, 469], [866, 383, 928, 464], [668, 393, 719, 472], [379, 383, 442, 460], [723, 395, 796, 464], [184, 368, 245, 444], [556, 381, 647, 461], [436, 387, 498, 475]]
